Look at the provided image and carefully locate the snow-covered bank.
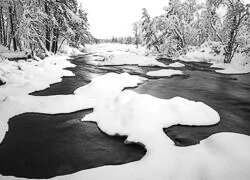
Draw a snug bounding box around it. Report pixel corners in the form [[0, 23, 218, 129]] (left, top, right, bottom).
[[0, 55, 76, 143], [86, 43, 166, 67], [58, 45, 86, 56], [0, 45, 30, 60], [177, 42, 250, 74]]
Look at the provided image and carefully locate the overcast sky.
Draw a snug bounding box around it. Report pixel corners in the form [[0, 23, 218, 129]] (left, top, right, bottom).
[[78, 0, 167, 39], [78, 0, 250, 39]]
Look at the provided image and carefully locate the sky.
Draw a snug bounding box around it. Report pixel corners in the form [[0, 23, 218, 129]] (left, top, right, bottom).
[[78, 0, 250, 39], [78, 0, 167, 39]]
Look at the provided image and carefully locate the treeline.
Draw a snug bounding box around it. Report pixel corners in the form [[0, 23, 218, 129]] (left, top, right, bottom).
[[0, 0, 93, 57], [134, 0, 250, 63], [97, 36, 135, 45]]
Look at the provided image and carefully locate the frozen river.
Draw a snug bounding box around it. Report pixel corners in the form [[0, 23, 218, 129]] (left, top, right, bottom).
[[0, 55, 250, 178]]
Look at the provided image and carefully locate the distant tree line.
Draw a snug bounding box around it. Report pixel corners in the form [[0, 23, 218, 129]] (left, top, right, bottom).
[[96, 36, 136, 45], [134, 0, 250, 63], [0, 0, 93, 57]]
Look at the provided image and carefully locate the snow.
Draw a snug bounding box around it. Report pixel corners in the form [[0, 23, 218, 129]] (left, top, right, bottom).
[[86, 43, 146, 55], [168, 62, 185, 68], [147, 69, 183, 77], [0, 72, 146, 144], [177, 42, 250, 74], [1, 44, 250, 180], [0, 55, 76, 143], [2, 80, 250, 180], [86, 43, 167, 67], [58, 44, 85, 56], [210, 53, 250, 74], [83, 90, 220, 140], [0, 56, 75, 97], [0, 45, 29, 59]]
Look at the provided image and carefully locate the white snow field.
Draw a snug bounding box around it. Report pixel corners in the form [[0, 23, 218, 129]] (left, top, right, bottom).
[[147, 69, 183, 77], [85, 43, 167, 67], [178, 41, 250, 74], [1, 44, 250, 180]]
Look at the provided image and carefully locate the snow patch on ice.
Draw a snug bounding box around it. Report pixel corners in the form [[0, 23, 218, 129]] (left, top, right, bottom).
[[0, 72, 146, 144], [147, 69, 183, 77], [168, 62, 185, 68]]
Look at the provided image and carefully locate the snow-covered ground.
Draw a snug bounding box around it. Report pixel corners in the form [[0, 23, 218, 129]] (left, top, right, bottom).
[[1, 43, 250, 180], [0, 45, 29, 60], [86, 43, 166, 67], [0, 55, 76, 143], [177, 41, 250, 74]]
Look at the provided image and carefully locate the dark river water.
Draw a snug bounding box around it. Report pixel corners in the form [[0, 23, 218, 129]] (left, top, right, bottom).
[[0, 55, 250, 178]]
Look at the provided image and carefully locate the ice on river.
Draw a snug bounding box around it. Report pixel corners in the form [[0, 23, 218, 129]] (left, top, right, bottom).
[[147, 69, 183, 77]]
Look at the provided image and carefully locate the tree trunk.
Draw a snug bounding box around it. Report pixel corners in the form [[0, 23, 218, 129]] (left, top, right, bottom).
[[0, 7, 2, 44], [0, 7, 7, 46], [13, 3, 22, 51], [51, 28, 59, 54], [58, 37, 66, 52], [44, 2, 51, 51], [223, 16, 238, 63], [9, 6, 17, 51], [37, 36, 51, 56]]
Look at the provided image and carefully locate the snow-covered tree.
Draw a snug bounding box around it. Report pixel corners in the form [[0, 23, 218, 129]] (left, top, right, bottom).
[[207, 0, 250, 63], [133, 21, 142, 48], [0, 0, 93, 56]]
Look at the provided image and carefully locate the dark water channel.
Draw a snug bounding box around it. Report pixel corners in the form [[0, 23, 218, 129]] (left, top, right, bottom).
[[1, 55, 250, 178]]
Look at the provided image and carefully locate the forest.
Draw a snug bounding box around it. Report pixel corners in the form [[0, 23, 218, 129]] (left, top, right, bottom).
[[133, 0, 250, 63], [0, 0, 93, 58]]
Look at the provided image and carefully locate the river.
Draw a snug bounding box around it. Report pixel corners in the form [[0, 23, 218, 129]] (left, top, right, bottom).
[[0, 55, 250, 178]]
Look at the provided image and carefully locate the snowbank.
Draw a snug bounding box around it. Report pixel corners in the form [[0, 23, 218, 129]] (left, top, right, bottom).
[[0, 56, 76, 143], [177, 41, 250, 74], [0, 56, 75, 97], [0, 72, 146, 144], [58, 45, 85, 56], [86, 43, 166, 67], [0, 45, 30, 59], [147, 69, 183, 77]]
